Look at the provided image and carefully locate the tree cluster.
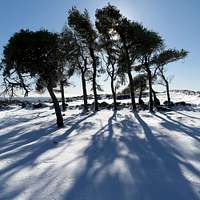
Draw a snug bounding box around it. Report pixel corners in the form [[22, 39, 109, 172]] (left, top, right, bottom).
[[0, 4, 188, 127]]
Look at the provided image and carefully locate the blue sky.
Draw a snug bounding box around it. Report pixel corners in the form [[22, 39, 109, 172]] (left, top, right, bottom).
[[0, 0, 200, 95]]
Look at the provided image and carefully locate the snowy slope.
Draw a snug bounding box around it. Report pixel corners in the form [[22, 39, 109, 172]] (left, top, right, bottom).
[[0, 92, 200, 200]]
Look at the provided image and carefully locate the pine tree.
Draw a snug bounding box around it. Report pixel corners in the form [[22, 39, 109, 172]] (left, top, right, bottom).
[[62, 26, 91, 112], [153, 49, 188, 106], [2, 29, 64, 127], [96, 5, 121, 110], [68, 7, 100, 111], [137, 29, 164, 112], [96, 5, 144, 111]]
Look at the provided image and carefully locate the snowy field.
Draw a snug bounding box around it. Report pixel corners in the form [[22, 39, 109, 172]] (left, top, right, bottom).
[[0, 92, 200, 200]]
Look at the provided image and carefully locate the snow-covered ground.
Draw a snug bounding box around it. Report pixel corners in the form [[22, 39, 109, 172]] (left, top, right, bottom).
[[66, 91, 200, 107], [0, 92, 200, 200]]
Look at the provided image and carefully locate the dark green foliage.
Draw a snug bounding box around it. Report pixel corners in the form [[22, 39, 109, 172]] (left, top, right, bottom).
[[3, 29, 61, 88], [68, 8, 97, 44], [2, 29, 64, 127], [153, 49, 188, 67], [95, 4, 122, 34]]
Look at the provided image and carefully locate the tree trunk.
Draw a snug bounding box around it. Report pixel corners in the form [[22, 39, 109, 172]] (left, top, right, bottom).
[[160, 72, 171, 106], [152, 89, 160, 107], [121, 36, 136, 111], [147, 68, 154, 112], [111, 76, 117, 110], [17, 72, 29, 96], [81, 70, 88, 112], [139, 87, 143, 105], [60, 81, 66, 111], [92, 68, 98, 111], [165, 79, 171, 105], [128, 70, 136, 110], [47, 86, 64, 128], [89, 47, 98, 111]]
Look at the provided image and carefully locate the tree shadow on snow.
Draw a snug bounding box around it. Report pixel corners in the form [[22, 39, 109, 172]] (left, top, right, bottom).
[[1, 110, 200, 200], [0, 111, 98, 199], [53, 112, 96, 143], [154, 112, 200, 143], [62, 111, 200, 200], [172, 110, 200, 120], [0, 110, 48, 129], [0, 122, 58, 199]]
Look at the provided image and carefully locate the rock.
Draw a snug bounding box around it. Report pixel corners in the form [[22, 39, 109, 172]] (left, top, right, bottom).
[[21, 101, 32, 109], [32, 103, 43, 109], [99, 101, 110, 109], [175, 101, 186, 106], [117, 95, 130, 100], [156, 105, 172, 112], [163, 101, 174, 107]]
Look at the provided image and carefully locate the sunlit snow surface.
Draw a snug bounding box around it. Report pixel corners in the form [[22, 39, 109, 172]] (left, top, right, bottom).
[[0, 92, 200, 200]]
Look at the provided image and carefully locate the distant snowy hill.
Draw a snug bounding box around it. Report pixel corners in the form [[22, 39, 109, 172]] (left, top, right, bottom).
[[1, 89, 200, 105]]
